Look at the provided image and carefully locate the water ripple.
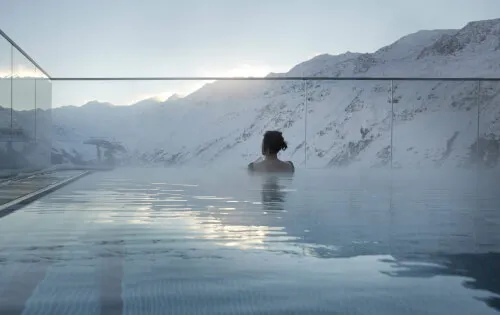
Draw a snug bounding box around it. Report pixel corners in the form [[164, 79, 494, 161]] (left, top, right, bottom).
[[0, 168, 499, 314]]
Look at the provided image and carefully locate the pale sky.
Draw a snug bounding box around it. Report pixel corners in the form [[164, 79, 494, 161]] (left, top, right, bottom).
[[0, 0, 499, 107]]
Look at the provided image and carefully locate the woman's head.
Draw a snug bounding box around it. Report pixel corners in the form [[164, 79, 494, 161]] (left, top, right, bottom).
[[261, 130, 288, 156]]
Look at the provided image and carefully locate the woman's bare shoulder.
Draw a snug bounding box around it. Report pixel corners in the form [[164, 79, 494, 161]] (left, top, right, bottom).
[[279, 160, 294, 172], [248, 161, 263, 171]]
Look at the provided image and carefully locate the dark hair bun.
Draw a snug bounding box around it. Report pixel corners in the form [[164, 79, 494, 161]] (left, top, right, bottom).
[[263, 130, 288, 154], [281, 140, 288, 151]]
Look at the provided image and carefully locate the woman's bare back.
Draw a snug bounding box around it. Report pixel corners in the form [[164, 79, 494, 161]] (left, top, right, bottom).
[[248, 160, 294, 173]]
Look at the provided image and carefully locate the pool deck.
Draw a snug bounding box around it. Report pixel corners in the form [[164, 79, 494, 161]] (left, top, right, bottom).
[[0, 170, 91, 217]]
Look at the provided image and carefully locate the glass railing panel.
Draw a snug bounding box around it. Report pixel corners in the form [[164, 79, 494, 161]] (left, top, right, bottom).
[[248, 78, 306, 167], [304, 79, 392, 170], [35, 68, 52, 167], [12, 46, 37, 141], [391, 80, 479, 172], [11, 46, 38, 170], [0, 34, 12, 171], [51, 79, 301, 168], [477, 80, 500, 170]]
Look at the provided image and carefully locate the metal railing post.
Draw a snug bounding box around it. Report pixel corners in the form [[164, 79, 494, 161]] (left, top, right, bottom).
[[390, 80, 394, 169], [476, 80, 481, 171], [304, 79, 308, 168]]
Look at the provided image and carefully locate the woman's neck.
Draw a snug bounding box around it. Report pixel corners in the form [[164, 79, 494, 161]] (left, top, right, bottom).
[[264, 154, 278, 160]]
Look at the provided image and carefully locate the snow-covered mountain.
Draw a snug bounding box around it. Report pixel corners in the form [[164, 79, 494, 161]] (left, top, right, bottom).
[[52, 18, 500, 169]]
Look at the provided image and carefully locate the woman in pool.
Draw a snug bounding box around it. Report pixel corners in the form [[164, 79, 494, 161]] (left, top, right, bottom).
[[248, 130, 295, 173]]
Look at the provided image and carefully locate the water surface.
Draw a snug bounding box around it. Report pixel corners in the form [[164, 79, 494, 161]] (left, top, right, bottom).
[[0, 168, 499, 314]]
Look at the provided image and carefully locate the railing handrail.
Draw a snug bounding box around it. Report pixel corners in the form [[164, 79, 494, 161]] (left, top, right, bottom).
[[2, 28, 499, 83], [0, 28, 52, 79], [49, 76, 500, 81]]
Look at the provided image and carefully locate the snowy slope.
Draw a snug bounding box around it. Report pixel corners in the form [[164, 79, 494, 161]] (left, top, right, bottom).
[[51, 18, 500, 169]]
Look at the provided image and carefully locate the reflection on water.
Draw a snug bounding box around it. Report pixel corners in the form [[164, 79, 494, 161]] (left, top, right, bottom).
[[260, 175, 288, 212], [0, 168, 499, 314], [382, 253, 500, 312]]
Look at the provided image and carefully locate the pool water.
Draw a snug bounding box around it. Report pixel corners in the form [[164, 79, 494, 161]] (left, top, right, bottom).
[[0, 168, 499, 314]]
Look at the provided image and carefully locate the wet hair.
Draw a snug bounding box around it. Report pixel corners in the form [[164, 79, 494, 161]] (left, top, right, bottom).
[[262, 130, 288, 155]]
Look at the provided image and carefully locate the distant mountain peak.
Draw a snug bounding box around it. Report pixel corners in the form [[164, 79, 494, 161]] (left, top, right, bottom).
[[286, 52, 362, 77], [375, 29, 456, 60], [166, 93, 182, 102], [82, 100, 114, 108], [417, 18, 500, 59]]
